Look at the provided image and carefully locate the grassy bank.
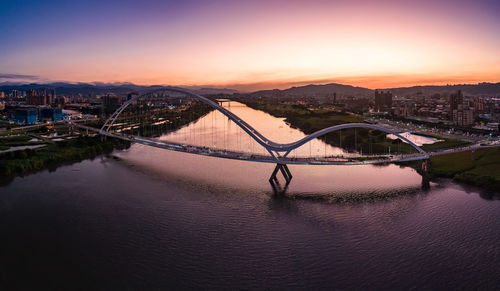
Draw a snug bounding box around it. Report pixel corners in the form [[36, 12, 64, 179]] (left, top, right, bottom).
[[244, 100, 471, 155], [430, 147, 500, 190], [0, 136, 130, 179], [0, 135, 45, 151], [243, 100, 500, 191], [107, 102, 213, 138], [243, 101, 421, 154], [270, 102, 498, 190], [244, 101, 362, 131]]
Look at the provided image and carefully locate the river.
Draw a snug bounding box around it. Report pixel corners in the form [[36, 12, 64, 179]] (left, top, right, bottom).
[[1, 101, 499, 290]]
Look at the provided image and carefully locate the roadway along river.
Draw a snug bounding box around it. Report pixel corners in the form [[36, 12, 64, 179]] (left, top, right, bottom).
[[0, 102, 499, 289]]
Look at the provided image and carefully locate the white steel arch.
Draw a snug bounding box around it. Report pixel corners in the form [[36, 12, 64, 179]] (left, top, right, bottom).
[[101, 87, 428, 161]]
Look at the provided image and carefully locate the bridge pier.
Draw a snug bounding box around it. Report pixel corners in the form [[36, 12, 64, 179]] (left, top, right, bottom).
[[419, 159, 431, 190], [421, 159, 430, 174], [269, 164, 292, 184], [270, 178, 289, 195], [269, 164, 292, 193], [269, 164, 292, 195]]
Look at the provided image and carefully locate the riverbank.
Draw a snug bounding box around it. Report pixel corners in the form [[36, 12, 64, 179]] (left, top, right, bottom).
[[430, 147, 500, 191], [241, 100, 500, 191], [242, 101, 362, 131], [242, 101, 408, 153], [241, 100, 469, 153], [0, 135, 46, 151], [0, 136, 130, 183]]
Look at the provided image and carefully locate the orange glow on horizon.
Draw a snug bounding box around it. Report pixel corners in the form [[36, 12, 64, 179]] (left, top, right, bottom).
[[1, 0, 500, 90], [107, 71, 500, 91]]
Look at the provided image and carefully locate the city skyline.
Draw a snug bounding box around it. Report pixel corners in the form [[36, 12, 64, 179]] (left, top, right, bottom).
[[1, 0, 500, 90]]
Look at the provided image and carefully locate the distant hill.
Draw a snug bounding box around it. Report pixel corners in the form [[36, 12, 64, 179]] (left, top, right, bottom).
[[386, 82, 500, 97], [248, 82, 500, 100], [1, 81, 499, 99], [0, 82, 239, 96], [192, 87, 239, 95], [251, 83, 374, 99]]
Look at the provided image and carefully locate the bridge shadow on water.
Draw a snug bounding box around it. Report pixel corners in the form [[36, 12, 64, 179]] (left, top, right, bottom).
[[432, 178, 500, 201], [269, 161, 433, 202], [269, 171, 499, 204], [270, 185, 431, 204]]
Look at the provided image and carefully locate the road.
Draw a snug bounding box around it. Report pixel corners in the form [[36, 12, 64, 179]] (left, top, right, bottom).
[[367, 117, 496, 143]]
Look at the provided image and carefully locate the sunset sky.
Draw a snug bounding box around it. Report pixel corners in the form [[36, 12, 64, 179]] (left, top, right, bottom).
[[1, 0, 500, 90]]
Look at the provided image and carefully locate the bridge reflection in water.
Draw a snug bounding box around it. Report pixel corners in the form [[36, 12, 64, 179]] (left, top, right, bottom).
[[75, 87, 431, 190]]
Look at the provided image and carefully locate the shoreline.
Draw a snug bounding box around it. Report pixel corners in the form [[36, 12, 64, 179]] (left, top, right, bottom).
[[0, 136, 130, 186], [429, 147, 500, 191], [239, 99, 499, 191]]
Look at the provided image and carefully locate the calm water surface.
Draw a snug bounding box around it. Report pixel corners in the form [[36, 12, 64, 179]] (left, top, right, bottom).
[[1, 102, 499, 290]]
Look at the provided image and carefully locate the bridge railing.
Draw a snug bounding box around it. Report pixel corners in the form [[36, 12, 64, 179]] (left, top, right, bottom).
[[98, 87, 429, 163]]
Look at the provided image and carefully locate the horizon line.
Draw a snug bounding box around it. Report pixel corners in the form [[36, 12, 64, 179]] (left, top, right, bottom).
[[1, 79, 500, 93]]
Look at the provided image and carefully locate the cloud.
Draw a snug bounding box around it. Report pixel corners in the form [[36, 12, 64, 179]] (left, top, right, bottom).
[[0, 73, 41, 84], [0, 73, 39, 80]]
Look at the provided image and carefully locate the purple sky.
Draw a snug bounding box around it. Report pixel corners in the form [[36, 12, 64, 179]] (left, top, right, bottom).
[[1, 0, 500, 89]]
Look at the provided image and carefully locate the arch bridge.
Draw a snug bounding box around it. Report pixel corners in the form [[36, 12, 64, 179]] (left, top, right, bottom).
[[79, 87, 429, 185]]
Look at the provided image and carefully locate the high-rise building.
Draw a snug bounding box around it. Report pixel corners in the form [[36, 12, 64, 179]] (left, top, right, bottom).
[[26, 89, 38, 105], [55, 96, 68, 108], [26, 89, 51, 105], [27, 89, 36, 97], [473, 97, 486, 111], [50, 89, 56, 104], [15, 108, 38, 125], [449, 90, 463, 119], [0, 91, 4, 98], [452, 106, 474, 126], [374, 90, 392, 110], [102, 94, 121, 107], [40, 108, 63, 122], [43, 88, 51, 105]]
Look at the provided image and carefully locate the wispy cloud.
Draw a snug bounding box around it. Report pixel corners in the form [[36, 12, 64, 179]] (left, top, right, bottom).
[[0, 73, 41, 84], [0, 73, 38, 79]]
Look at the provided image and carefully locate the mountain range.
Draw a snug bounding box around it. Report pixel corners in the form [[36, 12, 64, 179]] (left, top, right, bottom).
[[1, 82, 500, 98], [0, 82, 239, 96]]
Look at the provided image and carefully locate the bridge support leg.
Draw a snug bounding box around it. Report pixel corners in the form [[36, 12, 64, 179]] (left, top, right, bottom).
[[421, 159, 430, 174], [282, 164, 292, 180], [420, 159, 431, 190], [269, 164, 292, 185], [269, 164, 292, 195], [269, 164, 281, 182]]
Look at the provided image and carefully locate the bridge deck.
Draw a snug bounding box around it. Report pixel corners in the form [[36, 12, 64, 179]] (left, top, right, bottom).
[[70, 117, 499, 166], [73, 122, 430, 165]]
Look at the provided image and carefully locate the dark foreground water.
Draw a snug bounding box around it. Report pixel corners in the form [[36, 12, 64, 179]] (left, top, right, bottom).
[[1, 148, 499, 290]]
